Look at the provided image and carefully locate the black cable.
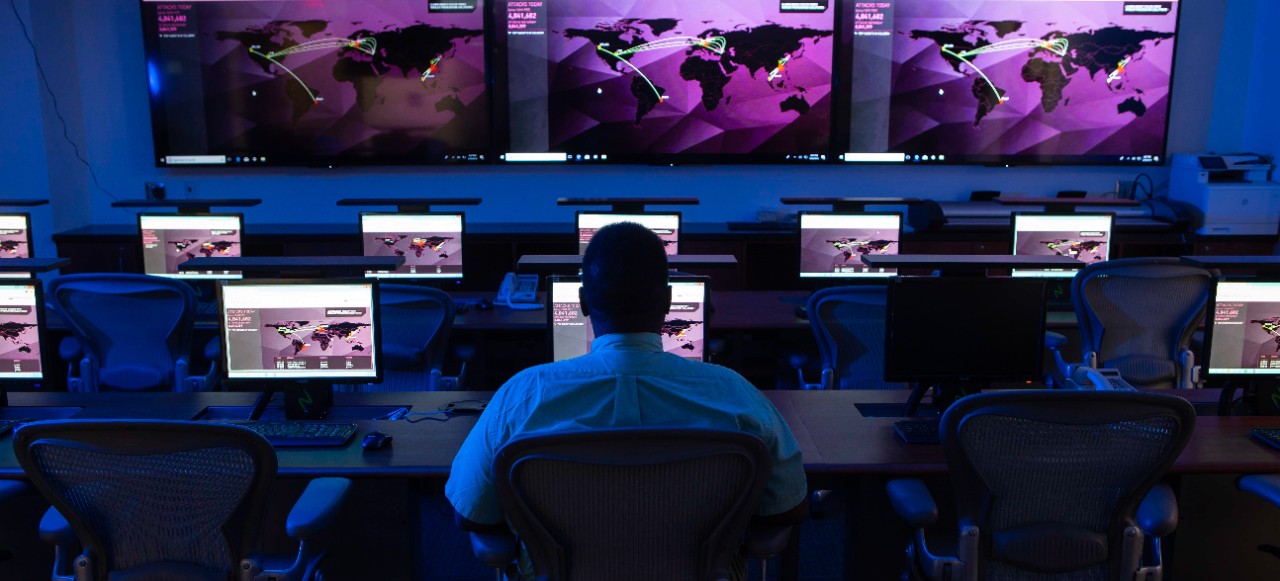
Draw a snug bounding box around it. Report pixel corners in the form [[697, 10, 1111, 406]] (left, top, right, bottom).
[[9, 0, 121, 202], [1133, 172, 1155, 200]]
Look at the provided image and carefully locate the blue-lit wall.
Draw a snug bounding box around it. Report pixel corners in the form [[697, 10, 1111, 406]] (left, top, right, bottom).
[[1, 0, 1269, 230]]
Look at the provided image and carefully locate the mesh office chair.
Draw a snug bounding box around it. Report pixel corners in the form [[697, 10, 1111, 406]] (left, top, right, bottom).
[[346, 284, 458, 392], [887, 391, 1194, 581], [49, 274, 217, 392], [14, 420, 351, 581], [1047, 258, 1213, 390], [469, 428, 793, 581], [800, 285, 904, 390]]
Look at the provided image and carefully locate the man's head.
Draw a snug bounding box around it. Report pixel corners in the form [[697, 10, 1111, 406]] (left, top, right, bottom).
[[580, 222, 671, 335]]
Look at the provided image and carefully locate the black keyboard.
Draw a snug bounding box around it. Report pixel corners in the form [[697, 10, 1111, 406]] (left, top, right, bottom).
[[229, 421, 359, 447], [894, 419, 941, 444], [1250, 428, 1280, 451]]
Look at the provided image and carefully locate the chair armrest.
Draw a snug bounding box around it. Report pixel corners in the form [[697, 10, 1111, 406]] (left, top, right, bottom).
[[58, 337, 82, 363], [744, 523, 793, 558], [1044, 331, 1068, 350], [886, 478, 938, 529], [1239, 474, 1280, 507], [39, 506, 75, 546], [285, 478, 351, 540], [1137, 483, 1178, 538], [204, 336, 221, 361], [469, 530, 519, 570]]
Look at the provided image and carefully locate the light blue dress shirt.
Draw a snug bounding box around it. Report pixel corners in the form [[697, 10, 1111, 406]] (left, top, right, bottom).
[[446, 332, 808, 524]]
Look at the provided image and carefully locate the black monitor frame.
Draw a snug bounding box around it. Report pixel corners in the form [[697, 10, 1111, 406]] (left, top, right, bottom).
[[217, 279, 382, 420], [574, 211, 683, 256], [0, 213, 35, 281], [358, 211, 467, 281], [137, 212, 245, 280], [546, 274, 711, 363], [0, 280, 47, 407], [1011, 212, 1115, 278], [797, 211, 903, 281]]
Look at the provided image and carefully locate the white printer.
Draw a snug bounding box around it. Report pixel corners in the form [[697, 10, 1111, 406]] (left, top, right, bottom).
[[1169, 153, 1279, 235]]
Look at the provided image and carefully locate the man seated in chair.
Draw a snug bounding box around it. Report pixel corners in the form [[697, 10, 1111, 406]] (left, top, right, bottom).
[[446, 222, 807, 575]]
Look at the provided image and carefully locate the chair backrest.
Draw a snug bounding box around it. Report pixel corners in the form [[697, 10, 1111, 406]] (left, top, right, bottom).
[[13, 420, 276, 581], [807, 285, 904, 390], [941, 391, 1194, 580], [369, 284, 455, 391], [1072, 258, 1213, 389], [493, 429, 771, 581], [49, 274, 196, 391]]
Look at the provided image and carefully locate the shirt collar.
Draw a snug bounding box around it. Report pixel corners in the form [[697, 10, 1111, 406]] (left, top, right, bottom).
[[590, 332, 663, 353]]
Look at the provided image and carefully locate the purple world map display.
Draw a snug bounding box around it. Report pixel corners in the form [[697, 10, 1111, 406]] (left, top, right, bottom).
[[871, 0, 1178, 161], [509, 0, 835, 157], [145, 0, 489, 164]]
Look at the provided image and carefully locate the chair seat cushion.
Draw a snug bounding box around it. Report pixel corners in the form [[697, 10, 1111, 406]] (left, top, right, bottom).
[[99, 365, 165, 392], [991, 523, 1107, 573], [382, 344, 425, 370], [107, 561, 228, 581]]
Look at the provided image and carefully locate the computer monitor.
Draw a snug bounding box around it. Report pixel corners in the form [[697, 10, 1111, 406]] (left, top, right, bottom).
[[1012, 214, 1113, 277], [360, 213, 465, 279], [0, 214, 33, 280], [0, 282, 43, 413], [219, 280, 381, 419], [799, 213, 901, 278], [1205, 280, 1280, 377], [576, 212, 680, 255], [139, 214, 243, 279], [548, 276, 709, 362], [885, 277, 1046, 385]]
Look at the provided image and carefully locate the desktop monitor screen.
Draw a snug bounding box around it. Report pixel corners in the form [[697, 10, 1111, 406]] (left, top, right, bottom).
[[549, 276, 709, 361], [495, 0, 836, 165], [139, 214, 244, 279], [361, 213, 464, 279], [139, 0, 491, 167], [1206, 281, 1280, 376], [1012, 214, 1113, 277], [219, 280, 380, 381], [0, 214, 33, 280], [799, 213, 901, 278], [0, 283, 44, 381], [576, 213, 680, 255], [885, 277, 1046, 382], [839, 0, 1181, 166]]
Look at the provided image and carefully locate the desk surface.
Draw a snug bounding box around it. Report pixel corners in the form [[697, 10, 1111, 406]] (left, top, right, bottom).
[[0, 390, 1275, 481]]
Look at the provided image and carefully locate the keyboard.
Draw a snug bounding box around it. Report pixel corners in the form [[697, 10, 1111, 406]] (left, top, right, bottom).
[[894, 419, 941, 444], [229, 421, 359, 447], [1250, 428, 1280, 451]]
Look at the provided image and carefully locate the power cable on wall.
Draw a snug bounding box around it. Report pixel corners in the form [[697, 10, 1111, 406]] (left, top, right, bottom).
[[9, 0, 121, 202]]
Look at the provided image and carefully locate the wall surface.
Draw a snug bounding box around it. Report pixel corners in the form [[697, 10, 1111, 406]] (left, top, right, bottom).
[[1, 0, 1265, 230]]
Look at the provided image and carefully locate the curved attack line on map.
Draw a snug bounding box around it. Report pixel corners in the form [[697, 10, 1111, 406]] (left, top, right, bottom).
[[939, 38, 1070, 106], [596, 35, 728, 102], [249, 38, 378, 105]]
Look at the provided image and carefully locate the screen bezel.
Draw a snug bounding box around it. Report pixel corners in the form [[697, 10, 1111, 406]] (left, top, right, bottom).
[[797, 211, 903, 279], [1203, 279, 1280, 378], [0, 281, 47, 384], [574, 211, 683, 255], [137, 212, 245, 280], [545, 274, 711, 362], [359, 211, 467, 280], [139, 0, 495, 168], [0, 214, 35, 281], [1010, 212, 1115, 278], [217, 278, 383, 385], [884, 276, 1047, 382]]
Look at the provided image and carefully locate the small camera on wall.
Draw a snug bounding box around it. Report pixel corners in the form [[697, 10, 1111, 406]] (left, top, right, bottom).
[[144, 181, 166, 201]]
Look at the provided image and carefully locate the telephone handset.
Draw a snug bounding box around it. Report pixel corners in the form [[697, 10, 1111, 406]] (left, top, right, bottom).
[[498, 273, 543, 310]]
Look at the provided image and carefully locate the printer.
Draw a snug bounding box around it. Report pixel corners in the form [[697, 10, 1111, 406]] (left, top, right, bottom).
[[1169, 153, 1279, 235]]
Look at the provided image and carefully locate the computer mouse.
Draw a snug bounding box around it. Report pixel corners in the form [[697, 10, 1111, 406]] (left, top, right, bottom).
[[476, 297, 493, 311], [361, 431, 392, 450]]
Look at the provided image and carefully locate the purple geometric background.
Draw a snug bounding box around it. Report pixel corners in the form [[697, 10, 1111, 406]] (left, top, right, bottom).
[[890, 0, 1178, 156], [545, 1, 835, 154], [0, 305, 39, 372], [196, 1, 489, 158]]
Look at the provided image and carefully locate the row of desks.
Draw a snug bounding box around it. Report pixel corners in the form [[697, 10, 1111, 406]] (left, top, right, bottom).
[[1, 389, 1275, 480]]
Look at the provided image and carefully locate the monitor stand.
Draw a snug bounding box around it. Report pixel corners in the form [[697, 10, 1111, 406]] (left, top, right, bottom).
[[1221, 379, 1280, 416], [903, 382, 988, 418], [248, 383, 334, 421]]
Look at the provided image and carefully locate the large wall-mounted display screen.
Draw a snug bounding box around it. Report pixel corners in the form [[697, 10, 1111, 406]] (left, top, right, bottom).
[[839, 0, 1180, 166], [141, 0, 491, 167]]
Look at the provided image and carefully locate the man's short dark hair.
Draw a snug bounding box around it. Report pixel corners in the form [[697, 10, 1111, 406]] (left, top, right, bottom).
[[581, 222, 669, 317]]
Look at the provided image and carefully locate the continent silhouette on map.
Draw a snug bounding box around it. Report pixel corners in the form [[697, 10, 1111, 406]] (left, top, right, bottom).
[[0, 321, 36, 344]]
